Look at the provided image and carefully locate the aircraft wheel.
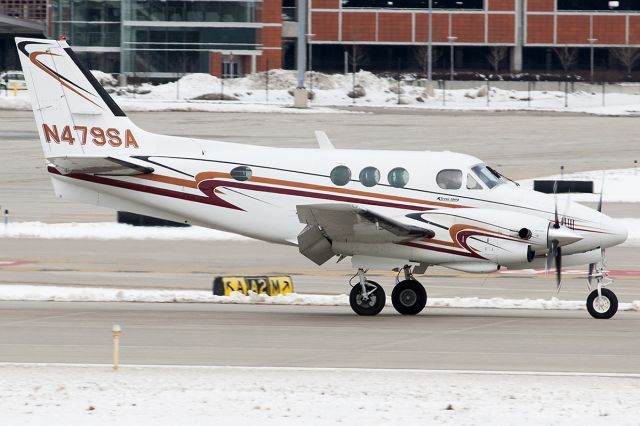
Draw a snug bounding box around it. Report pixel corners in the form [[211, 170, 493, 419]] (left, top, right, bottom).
[[391, 279, 427, 315], [587, 288, 618, 320], [349, 281, 386, 316]]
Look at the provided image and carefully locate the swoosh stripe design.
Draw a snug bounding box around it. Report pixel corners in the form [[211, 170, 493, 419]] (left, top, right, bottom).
[[29, 51, 103, 109]]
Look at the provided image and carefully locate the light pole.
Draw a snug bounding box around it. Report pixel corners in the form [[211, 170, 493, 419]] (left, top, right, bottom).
[[588, 38, 597, 83], [427, 0, 433, 82], [448, 36, 457, 81], [306, 33, 315, 92]]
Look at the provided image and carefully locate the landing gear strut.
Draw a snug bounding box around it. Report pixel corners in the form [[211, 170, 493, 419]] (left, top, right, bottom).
[[391, 265, 427, 316], [349, 269, 386, 316]]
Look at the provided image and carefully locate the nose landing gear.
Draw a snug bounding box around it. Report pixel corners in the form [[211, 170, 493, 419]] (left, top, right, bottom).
[[586, 264, 618, 319]]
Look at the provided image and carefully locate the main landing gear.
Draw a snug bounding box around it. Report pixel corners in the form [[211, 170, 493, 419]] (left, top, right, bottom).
[[349, 266, 427, 316]]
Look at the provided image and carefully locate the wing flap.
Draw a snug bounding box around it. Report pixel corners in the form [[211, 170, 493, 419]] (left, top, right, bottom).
[[47, 156, 153, 176], [296, 204, 435, 244]]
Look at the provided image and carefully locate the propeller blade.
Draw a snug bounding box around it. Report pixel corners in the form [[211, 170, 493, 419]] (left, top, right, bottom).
[[555, 246, 562, 291], [553, 180, 560, 228], [546, 239, 558, 271], [597, 173, 605, 213]]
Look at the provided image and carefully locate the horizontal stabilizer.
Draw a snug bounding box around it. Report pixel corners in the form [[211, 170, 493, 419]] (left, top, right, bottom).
[[47, 156, 153, 176]]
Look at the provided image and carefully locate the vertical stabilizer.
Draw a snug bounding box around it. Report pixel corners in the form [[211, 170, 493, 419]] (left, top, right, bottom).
[[15, 37, 153, 158]]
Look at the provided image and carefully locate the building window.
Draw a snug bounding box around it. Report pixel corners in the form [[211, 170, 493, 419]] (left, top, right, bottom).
[[359, 167, 380, 187], [557, 0, 636, 11], [388, 167, 410, 188], [330, 165, 352, 186], [436, 169, 462, 190], [230, 166, 252, 181], [342, 0, 484, 10]]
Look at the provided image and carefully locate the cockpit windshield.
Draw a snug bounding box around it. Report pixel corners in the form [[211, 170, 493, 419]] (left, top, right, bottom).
[[471, 164, 504, 189]]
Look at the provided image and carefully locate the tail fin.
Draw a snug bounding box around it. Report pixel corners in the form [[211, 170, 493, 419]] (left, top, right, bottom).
[[15, 37, 151, 158]]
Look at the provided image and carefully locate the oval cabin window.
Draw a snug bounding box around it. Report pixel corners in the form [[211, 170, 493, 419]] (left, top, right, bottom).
[[330, 165, 352, 186], [230, 166, 252, 181], [359, 167, 380, 187], [388, 167, 409, 188]]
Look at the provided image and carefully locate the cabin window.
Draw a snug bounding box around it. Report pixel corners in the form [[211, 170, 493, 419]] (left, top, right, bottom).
[[436, 169, 462, 190], [388, 167, 409, 188], [230, 165, 252, 181], [330, 165, 352, 186], [359, 167, 380, 187], [466, 174, 483, 190]]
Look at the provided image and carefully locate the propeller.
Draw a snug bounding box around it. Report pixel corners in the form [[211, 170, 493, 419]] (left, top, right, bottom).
[[547, 180, 562, 291]]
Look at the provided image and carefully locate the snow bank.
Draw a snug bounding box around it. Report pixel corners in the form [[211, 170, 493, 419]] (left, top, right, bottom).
[[7, 70, 640, 115], [0, 222, 251, 241], [1, 285, 639, 311], [1, 363, 639, 425]]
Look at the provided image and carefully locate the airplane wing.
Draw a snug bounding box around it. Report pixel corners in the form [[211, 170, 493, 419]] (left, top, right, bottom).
[[296, 204, 435, 265], [47, 156, 154, 176]]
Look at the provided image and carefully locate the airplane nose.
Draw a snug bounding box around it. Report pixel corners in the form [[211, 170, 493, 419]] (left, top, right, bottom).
[[601, 216, 628, 248]]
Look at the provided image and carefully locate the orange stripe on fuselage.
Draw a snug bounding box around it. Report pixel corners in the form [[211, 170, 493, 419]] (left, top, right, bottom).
[[194, 172, 468, 209], [136, 170, 468, 210], [136, 173, 198, 188]]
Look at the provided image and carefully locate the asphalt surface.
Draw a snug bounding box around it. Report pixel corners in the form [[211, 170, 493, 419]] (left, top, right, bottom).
[[1, 301, 640, 373], [1, 108, 639, 373]]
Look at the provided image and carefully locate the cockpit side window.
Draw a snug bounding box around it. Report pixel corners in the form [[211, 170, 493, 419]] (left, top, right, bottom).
[[466, 174, 483, 190], [436, 169, 462, 190], [471, 164, 503, 189]]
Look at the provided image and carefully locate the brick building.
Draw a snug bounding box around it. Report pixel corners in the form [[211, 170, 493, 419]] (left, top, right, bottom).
[[305, 0, 640, 74]]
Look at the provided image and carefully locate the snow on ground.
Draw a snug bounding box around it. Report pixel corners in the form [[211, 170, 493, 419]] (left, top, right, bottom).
[[519, 167, 640, 203], [1, 363, 639, 426], [4, 69, 640, 115], [1, 285, 639, 311], [0, 221, 250, 241]]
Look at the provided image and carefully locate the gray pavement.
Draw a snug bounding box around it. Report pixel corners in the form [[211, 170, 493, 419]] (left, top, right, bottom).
[[1, 301, 640, 373]]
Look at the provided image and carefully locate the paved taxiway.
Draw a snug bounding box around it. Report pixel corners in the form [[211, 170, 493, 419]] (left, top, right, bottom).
[[2, 301, 640, 373]]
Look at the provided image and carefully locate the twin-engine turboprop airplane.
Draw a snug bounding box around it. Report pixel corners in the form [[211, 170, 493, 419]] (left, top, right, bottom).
[[15, 37, 628, 318]]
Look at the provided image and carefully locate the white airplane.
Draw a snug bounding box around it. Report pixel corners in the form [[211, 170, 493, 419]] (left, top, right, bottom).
[[15, 37, 628, 319]]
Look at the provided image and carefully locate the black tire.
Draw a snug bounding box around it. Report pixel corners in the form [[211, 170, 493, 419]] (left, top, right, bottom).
[[391, 280, 427, 315], [586, 288, 618, 319], [349, 280, 386, 316]]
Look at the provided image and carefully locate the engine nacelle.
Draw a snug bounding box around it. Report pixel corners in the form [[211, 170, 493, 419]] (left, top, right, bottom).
[[416, 208, 553, 266]]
